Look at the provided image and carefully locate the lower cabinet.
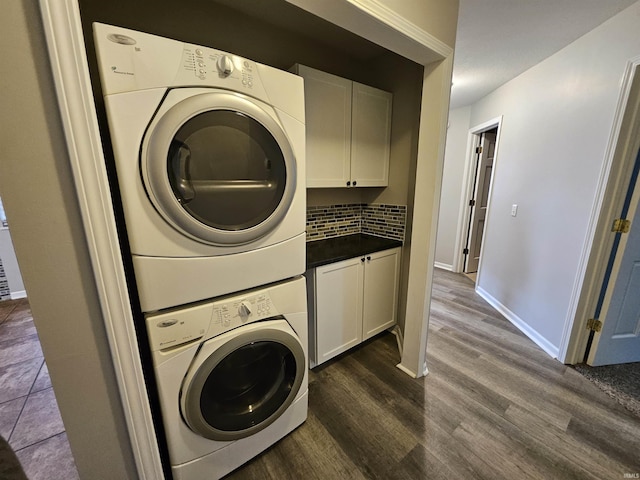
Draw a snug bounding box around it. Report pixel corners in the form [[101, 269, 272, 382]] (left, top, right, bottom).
[[307, 247, 401, 367]]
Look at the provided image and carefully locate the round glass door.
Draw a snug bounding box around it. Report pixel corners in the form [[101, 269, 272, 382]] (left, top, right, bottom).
[[143, 92, 297, 245], [181, 322, 305, 441]]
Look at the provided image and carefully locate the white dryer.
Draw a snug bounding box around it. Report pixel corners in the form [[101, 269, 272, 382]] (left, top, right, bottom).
[[93, 24, 306, 312], [146, 276, 308, 479]]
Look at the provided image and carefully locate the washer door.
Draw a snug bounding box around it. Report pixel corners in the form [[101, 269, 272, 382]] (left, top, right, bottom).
[[142, 91, 296, 245], [180, 319, 305, 441]]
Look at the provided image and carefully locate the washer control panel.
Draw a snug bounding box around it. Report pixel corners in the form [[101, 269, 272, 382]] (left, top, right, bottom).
[[146, 290, 279, 351], [211, 292, 277, 335], [146, 302, 213, 352]]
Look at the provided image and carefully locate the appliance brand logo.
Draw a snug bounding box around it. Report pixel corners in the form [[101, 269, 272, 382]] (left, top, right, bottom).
[[157, 319, 178, 328], [107, 33, 137, 45], [107, 33, 137, 76], [111, 66, 134, 76]]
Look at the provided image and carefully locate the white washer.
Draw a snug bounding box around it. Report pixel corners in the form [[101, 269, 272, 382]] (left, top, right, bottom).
[[146, 276, 308, 480], [93, 24, 306, 312]]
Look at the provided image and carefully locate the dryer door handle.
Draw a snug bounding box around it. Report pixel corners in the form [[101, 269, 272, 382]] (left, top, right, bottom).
[[169, 140, 195, 203]]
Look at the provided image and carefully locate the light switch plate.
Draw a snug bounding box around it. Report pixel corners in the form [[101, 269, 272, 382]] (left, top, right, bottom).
[[511, 204, 518, 217]]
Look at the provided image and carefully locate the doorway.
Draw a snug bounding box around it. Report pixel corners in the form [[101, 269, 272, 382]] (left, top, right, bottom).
[[562, 58, 640, 365], [586, 145, 640, 365], [462, 125, 499, 277]]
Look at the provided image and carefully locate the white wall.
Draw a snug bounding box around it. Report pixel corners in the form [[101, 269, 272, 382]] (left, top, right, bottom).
[[440, 1, 640, 355], [435, 106, 470, 269], [0, 1, 138, 478]]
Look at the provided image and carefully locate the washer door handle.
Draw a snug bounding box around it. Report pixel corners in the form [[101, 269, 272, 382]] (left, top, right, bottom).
[[169, 140, 195, 203]]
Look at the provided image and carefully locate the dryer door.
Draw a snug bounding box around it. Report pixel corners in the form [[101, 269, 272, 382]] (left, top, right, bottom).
[[142, 91, 296, 245], [180, 319, 305, 441]]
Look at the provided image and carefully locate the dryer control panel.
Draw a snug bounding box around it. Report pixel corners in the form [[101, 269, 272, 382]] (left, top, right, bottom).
[[93, 22, 269, 100], [146, 290, 279, 351]]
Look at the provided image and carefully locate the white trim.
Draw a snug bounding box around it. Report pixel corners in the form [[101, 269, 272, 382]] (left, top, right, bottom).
[[396, 358, 428, 377], [398, 55, 454, 378], [10, 290, 27, 300], [476, 285, 560, 359], [285, 0, 452, 64], [389, 325, 404, 356], [395, 362, 418, 378], [39, 1, 164, 478], [559, 57, 640, 364], [434, 262, 453, 271], [347, 0, 452, 58]]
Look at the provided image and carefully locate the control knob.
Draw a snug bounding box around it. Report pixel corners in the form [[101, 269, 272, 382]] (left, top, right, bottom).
[[238, 301, 252, 318], [217, 55, 234, 77]]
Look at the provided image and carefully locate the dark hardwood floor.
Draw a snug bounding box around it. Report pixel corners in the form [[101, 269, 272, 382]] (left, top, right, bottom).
[[227, 269, 640, 479]]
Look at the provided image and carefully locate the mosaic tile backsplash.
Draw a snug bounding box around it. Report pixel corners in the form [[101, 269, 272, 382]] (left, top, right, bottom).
[[306, 203, 406, 242], [362, 204, 406, 241]]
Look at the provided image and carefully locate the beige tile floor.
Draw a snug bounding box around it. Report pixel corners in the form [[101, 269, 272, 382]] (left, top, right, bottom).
[[0, 298, 79, 480]]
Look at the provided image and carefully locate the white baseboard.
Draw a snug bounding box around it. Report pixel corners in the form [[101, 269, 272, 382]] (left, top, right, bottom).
[[475, 285, 560, 359], [389, 325, 404, 356], [434, 262, 453, 271], [10, 290, 27, 300], [396, 362, 418, 378], [393, 327, 430, 377]]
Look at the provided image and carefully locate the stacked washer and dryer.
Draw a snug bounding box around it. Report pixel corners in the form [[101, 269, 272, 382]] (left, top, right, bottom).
[[93, 24, 308, 479]]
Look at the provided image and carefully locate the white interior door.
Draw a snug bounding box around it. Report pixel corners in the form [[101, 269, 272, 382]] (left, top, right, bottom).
[[589, 151, 640, 366], [465, 129, 496, 273]]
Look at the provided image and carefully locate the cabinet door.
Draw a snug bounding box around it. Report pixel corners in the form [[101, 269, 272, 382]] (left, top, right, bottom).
[[296, 65, 352, 188], [315, 257, 363, 365], [351, 82, 392, 187], [362, 248, 400, 340]]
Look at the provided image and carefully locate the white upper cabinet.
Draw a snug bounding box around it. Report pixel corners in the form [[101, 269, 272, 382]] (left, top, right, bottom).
[[351, 82, 392, 187], [293, 65, 392, 188]]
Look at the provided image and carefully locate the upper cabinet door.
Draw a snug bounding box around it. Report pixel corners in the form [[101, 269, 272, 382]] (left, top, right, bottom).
[[293, 65, 392, 189], [351, 82, 392, 187], [296, 65, 352, 188]]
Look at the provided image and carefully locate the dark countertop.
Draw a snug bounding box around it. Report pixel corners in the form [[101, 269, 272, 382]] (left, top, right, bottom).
[[306, 234, 402, 269]]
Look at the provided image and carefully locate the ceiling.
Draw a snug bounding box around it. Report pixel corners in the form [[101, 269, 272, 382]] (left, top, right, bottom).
[[450, 0, 639, 109], [211, 0, 388, 61], [212, 0, 639, 108]]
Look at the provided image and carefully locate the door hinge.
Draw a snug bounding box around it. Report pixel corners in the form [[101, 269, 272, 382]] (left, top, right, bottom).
[[469, 199, 476, 207], [463, 248, 469, 255], [586, 318, 602, 332], [475, 146, 483, 154], [611, 218, 631, 233]]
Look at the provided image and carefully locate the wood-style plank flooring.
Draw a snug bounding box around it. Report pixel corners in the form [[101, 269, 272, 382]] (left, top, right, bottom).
[[227, 269, 640, 479]]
